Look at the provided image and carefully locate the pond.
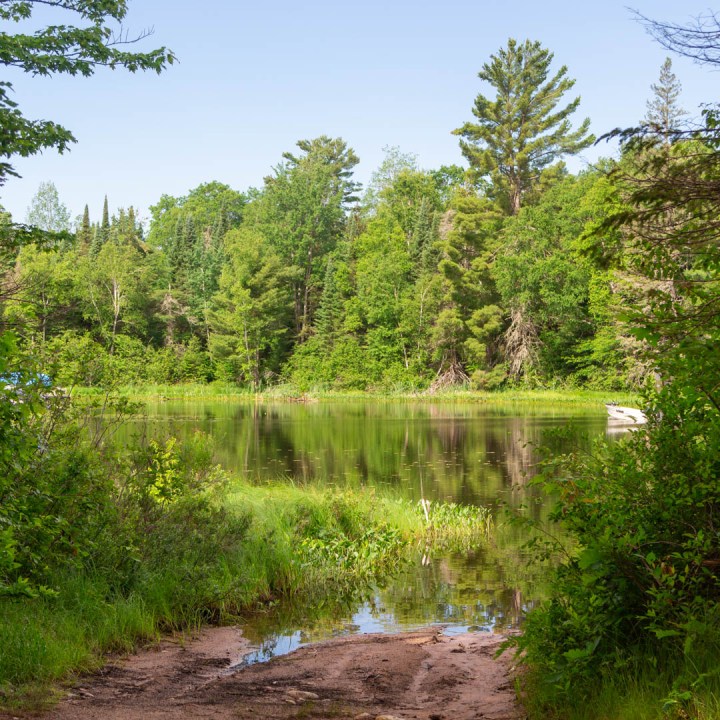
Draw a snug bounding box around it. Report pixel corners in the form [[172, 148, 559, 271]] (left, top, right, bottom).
[[120, 399, 611, 659]]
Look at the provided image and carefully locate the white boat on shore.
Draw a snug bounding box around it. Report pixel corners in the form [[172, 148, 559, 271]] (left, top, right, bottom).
[[605, 403, 647, 425]]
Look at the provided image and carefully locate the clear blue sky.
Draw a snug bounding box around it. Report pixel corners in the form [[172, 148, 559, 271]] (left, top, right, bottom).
[[1, 0, 716, 226]]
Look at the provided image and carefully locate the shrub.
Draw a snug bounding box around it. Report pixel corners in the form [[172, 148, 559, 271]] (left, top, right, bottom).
[[513, 383, 720, 710]]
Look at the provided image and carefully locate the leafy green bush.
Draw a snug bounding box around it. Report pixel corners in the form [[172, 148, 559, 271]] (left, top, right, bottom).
[[0, 333, 117, 597], [513, 384, 720, 713]]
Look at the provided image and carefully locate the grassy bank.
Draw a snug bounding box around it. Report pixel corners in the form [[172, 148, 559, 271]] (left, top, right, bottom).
[[73, 382, 639, 407], [0, 471, 490, 709], [521, 646, 720, 720]]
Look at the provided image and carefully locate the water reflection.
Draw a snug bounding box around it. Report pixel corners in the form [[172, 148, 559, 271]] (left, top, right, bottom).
[[123, 400, 608, 509], [119, 400, 609, 643]]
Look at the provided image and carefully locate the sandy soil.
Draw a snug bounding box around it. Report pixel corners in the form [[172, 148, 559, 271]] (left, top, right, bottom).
[[4, 627, 524, 720]]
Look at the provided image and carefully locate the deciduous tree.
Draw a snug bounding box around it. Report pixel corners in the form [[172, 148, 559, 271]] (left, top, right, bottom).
[[0, 0, 175, 185], [24, 181, 71, 233]]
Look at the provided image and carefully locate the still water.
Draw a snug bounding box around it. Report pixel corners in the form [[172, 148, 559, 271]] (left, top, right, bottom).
[[124, 399, 610, 658]]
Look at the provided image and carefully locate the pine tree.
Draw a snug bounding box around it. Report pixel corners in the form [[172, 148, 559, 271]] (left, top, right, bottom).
[[100, 195, 110, 247], [432, 192, 504, 386], [211, 205, 228, 245], [645, 57, 686, 141], [454, 39, 593, 215], [315, 255, 343, 348], [283, 135, 360, 207], [89, 225, 102, 257], [77, 204, 91, 252], [167, 217, 185, 284], [410, 196, 440, 275]]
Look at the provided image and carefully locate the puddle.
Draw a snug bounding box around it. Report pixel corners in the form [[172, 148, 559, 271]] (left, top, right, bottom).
[[230, 591, 518, 670]]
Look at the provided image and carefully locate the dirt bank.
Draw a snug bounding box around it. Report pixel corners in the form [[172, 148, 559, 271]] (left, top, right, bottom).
[[5, 627, 523, 720]]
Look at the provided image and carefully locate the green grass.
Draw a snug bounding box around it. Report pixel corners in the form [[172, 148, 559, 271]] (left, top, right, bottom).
[[73, 382, 639, 407], [521, 644, 720, 720], [0, 479, 491, 709], [72, 381, 253, 400]]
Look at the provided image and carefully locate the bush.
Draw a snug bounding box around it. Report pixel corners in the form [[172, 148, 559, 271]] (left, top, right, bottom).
[[513, 383, 720, 712]]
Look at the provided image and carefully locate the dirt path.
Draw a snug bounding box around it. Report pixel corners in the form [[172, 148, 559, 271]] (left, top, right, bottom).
[[5, 627, 524, 720]]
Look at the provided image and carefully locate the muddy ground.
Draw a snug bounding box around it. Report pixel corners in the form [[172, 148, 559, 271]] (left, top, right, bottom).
[[3, 627, 524, 720]]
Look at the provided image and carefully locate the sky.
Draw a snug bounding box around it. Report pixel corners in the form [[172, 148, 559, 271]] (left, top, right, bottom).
[[1, 0, 717, 226]]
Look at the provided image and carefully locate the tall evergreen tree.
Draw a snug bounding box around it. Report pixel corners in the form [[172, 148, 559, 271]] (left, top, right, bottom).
[[100, 195, 110, 246], [250, 137, 357, 340], [314, 256, 342, 348], [89, 226, 102, 257], [645, 57, 686, 141], [411, 196, 440, 276], [432, 192, 504, 386], [77, 204, 91, 252], [283, 135, 360, 207], [454, 39, 593, 215], [209, 229, 292, 387]]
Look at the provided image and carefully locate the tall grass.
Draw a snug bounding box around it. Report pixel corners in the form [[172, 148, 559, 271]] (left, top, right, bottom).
[[76, 382, 639, 407], [0, 477, 491, 708], [73, 382, 254, 400], [521, 636, 720, 720]]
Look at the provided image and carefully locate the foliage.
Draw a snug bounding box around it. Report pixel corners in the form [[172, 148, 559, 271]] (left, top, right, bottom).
[[24, 181, 71, 233], [645, 57, 687, 141], [5, 244, 76, 343], [494, 173, 603, 381], [247, 136, 355, 341], [0, 0, 175, 183], [454, 38, 593, 214], [0, 121, 650, 393], [363, 145, 419, 210], [513, 389, 720, 715], [513, 17, 720, 715], [432, 189, 504, 384], [420, 500, 492, 552], [209, 228, 292, 387], [0, 425, 495, 700], [0, 336, 120, 597]]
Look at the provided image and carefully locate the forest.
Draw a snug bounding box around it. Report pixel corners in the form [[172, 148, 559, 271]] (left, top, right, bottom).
[[2, 39, 672, 394], [2, 2, 720, 719]]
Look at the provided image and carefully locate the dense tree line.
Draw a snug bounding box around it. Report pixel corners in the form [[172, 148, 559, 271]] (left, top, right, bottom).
[[0, 41, 688, 393]]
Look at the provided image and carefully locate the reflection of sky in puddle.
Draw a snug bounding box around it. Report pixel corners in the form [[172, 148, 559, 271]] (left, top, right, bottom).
[[232, 592, 520, 669]]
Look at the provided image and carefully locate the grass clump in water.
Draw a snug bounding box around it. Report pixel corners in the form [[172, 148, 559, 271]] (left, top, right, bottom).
[[222, 482, 492, 607]]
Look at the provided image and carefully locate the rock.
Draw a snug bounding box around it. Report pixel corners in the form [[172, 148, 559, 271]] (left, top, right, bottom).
[[355, 714, 374, 720], [286, 689, 320, 701], [376, 715, 403, 720]]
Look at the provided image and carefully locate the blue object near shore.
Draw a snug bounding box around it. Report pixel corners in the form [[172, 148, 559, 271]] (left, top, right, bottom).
[[1, 372, 52, 388]]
